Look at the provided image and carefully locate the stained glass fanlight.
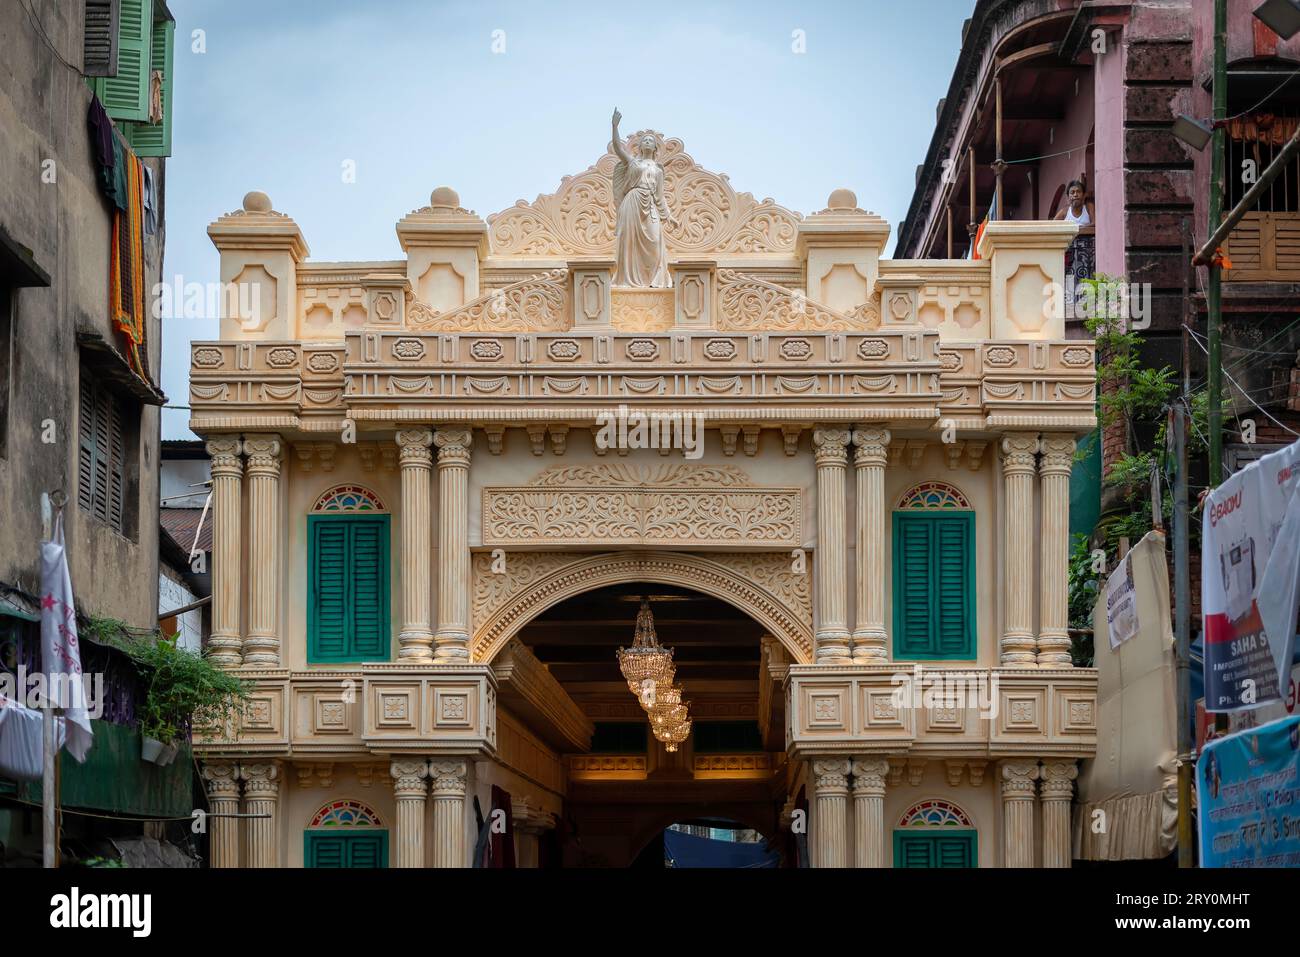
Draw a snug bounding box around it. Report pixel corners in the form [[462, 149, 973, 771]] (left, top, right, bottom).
[[616, 600, 675, 689]]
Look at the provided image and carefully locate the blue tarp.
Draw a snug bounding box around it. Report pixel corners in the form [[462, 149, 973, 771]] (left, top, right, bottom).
[[662, 829, 780, 868]]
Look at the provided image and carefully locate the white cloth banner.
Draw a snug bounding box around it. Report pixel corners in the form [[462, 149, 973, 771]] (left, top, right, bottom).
[[1202, 438, 1300, 712], [0, 699, 66, 781], [1105, 552, 1140, 650], [39, 516, 93, 761]]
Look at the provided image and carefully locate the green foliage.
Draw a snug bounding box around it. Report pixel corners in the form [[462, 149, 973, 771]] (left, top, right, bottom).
[[83, 614, 248, 746], [79, 855, 127, 868], [1067, 533, 1098, 668], [128, 637, 248, 745]]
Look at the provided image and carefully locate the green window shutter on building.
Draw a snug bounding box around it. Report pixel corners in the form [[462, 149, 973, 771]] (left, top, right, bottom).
[[126, 17, 174, 156], [308, 515, 390, 663], [305, 832, 388, 868], [893, 831, 976, 868], [892, 512, 975, 660], [92, 0, 153, 122]]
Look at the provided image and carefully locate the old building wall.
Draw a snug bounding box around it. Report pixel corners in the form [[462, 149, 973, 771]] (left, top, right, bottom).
[[0, 1, 163, 628]]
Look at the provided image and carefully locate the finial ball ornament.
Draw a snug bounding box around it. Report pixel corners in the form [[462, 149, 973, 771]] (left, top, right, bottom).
[[430, 186, 460, 208], [827, 188, 857, 210], [242, 190, 272, 213]]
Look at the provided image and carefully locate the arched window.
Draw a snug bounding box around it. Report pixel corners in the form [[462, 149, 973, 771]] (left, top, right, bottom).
[[308, 484, 390, 663], [894, 800, 976, 869], [305, 799, 388, 868], [893, 482, 975, 660]]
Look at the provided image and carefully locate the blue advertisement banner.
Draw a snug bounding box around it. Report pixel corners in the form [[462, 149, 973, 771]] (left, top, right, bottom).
[[1197, 715, 1300, 867]]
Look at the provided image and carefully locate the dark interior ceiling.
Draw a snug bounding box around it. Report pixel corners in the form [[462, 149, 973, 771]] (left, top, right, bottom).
[[517, 582, 765, 687]]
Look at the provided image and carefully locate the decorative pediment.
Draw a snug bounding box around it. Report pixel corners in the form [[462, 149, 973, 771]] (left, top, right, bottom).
[[487, 133, 802, 259], [716, 269, 879, 332], [406, 269, 569, 333]]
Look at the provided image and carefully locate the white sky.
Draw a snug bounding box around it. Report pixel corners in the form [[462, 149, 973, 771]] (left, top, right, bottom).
[[160, 0, 974, 437]]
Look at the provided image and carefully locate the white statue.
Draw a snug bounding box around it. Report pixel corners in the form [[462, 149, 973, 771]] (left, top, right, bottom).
[[611, 108, 675, 288]]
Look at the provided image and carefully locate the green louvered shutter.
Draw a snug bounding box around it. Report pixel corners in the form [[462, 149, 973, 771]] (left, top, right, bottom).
[[307, 835, 345, 868], [348, 519, 389, 658], [893, 516, 935, 657], [346, 833, 387, 868], [933, 517, 973, 656], [308, 515, 390, 662], [93, 0, 152, 121], [127, 17, 173, 156], [309, 519, 349, 660], [894, 832, 976, 868], [936, 835, 975, 868]]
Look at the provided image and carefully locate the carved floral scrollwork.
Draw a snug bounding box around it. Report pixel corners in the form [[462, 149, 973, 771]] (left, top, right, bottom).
[[715, 269, 872, 332], [406, 270, 570, 333], [486, 133, 802, 258]]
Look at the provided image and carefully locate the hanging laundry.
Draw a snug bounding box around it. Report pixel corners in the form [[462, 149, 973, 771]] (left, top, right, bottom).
[[0, 698, 67, 781], [86, 94, 118, 205], [109, 140, 147, 379]]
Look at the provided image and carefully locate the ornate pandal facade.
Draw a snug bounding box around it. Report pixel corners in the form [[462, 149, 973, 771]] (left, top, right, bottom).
[[191, 131, 1097, 868]]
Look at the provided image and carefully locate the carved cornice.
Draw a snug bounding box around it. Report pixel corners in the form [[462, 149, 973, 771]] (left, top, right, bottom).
[[492, 639, 594, 753]]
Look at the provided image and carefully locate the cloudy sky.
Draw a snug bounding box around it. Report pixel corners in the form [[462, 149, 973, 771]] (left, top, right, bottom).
[[160, 0, 973, 437]]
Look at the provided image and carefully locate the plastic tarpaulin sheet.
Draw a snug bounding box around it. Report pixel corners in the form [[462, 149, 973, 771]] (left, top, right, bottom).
[[0, 700, 65, 781], [1074, 530, 1178, 860], [663, 829, 780, 868]]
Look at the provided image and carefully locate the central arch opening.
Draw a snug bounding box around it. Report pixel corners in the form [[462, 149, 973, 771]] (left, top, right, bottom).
[[499, 580, 792, 868]]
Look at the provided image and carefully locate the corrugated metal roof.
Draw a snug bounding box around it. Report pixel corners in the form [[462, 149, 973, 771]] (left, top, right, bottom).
[[160, 507, 211, 554]]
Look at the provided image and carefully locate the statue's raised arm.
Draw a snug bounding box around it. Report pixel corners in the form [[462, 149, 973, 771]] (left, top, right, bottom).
[[611, 108, 632, 165]]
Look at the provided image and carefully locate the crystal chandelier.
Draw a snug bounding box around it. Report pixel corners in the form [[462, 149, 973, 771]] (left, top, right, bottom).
[[616, 598, 692, 750]]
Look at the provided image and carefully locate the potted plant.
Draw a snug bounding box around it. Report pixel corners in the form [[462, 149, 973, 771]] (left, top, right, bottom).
[[129, 636, 248, 765]]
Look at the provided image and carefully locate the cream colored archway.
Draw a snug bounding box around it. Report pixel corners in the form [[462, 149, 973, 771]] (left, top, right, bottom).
[[472, 550, 814, 666]]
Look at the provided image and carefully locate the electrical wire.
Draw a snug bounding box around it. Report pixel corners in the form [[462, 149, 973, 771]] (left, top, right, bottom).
[[1186, 331, 1300, 439], [19, 0, 82, 75], [1005, 139, 1096, 166], [1228, 68, 1300, 122]]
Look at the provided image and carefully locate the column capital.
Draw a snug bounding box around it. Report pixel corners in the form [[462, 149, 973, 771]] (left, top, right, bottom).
[[435, 427, 473, 466], [206, 436, 244, 474], [813, 427, 851, 465], [397, 428, 435, 466], [1000, 760, 1040, 798], [812, 757, 852, 793], [851, 427, 891, 467], [1039, 760, 1079, 799], [391, 759, 430, 797], [202, 762, 241, 799], [239, 761, 281, 796], [851, 757, 889, 795], [1000, 433, 1040, 474], [429, 758, 468, 796], [1038, 433, 1077, 476], [242, 433, 284, 474]]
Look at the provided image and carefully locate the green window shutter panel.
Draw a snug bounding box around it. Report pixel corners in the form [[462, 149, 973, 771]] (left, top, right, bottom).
[[126, 18, 173, 156], [93, 0, 153, 122], [348, 519, 389, 658], [892, 512, 975, 659], [308, 515, 390, 663], [305, 832, 388, 868], [894, 831, 976, 868]]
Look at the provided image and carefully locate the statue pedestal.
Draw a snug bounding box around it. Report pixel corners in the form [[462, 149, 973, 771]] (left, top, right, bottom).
[[612, 286, 674, 333]]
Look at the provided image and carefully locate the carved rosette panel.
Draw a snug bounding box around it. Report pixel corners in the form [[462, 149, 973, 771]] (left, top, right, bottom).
[[486, 133, 801, 257], [482, 463, 800, 547], [406, 270, 569, 333], [716, 269, 874, 332], [471, 551, 813, 665]]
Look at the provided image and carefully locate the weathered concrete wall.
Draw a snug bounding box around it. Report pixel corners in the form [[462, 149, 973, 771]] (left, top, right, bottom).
[[0, 1, 164, 630]]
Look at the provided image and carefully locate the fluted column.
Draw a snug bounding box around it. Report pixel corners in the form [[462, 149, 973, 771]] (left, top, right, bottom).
[[813, 429, 852, 664], [391, 759, 429, 868], [201, 762, 241, 868], [430, 759, 468, 868], [1000, 434, 1040, 666], [434, 429, 472, 663], [205, 437, 244, 667], [1038, 435, 1076, 668], [851, 428, 891, 661], [1001, 760, 1039, 868], [812, 758, 851, 868], [240, 762, 281, 868], [242, 434, 283, 666], [851, 757, 888, 867], [396, 429, 435, 661], [1040, 760, 1078, 868]]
